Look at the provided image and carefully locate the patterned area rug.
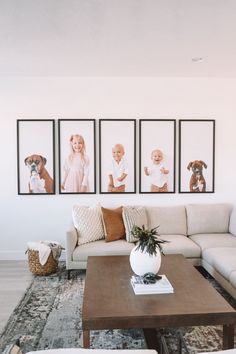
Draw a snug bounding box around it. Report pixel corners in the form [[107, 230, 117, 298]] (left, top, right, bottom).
[[0, 264, 235, 354]]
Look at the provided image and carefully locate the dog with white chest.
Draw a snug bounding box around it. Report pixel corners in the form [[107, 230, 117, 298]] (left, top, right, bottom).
[[24, 154, 54, 193], [187, 160, 207, 192]]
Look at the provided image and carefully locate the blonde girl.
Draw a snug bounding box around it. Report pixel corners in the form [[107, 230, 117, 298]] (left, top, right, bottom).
[[61, 134, 90, 193]]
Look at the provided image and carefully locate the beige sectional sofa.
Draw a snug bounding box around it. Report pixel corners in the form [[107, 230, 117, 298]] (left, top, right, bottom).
[[66, 203, 236, 299]]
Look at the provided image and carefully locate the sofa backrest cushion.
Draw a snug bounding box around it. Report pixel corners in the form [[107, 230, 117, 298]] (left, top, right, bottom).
[[145, 206, 187, 235], [186, 203, 232, 236], [229, 206, 236, 236]]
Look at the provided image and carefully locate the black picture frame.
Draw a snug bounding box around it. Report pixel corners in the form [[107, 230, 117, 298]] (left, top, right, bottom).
[[179, 119, 215, 193], [99, 119, 136, 194], [139, 119, 176, 193], [58, 119, 96, 194], [17, 119, 55, 195]]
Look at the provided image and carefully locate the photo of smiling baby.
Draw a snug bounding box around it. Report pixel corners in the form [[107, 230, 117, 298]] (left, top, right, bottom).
[[139, 119, 175, 194], [144, 148, 169, 192]]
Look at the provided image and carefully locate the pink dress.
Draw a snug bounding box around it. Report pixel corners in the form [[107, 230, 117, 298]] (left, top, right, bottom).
[[64, 154, 90, 192]]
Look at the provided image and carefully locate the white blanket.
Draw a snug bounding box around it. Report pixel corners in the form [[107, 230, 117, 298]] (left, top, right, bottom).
[[27, 241, 63, 266]]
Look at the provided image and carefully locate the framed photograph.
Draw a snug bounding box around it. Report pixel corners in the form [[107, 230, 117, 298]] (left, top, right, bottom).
[[58, 119, 96, 194], [139, 119, 176, 193], [179, 119, 215, 193], [99, 119, 136, 194], [17, 119, 55, 195]]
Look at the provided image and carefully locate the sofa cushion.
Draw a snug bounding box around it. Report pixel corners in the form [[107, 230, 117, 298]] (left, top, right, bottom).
[[186, 203, 231, 236], [202, 247, 236, 280], [146, 206, 187, 236], [122, 206, 148, 242], [158, 234, 201, 258], [73, 239, 134, 262], [229, 206, 236, 236], [101, 206, 125, 242], [189, 233, 236, 251], [72, 205, 104, 245]]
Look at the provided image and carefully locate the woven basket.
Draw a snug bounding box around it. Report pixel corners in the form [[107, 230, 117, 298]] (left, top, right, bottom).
[[27, 249, 58, 276]]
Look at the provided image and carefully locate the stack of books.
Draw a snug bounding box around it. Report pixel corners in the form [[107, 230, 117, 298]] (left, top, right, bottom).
[[130, 274, 174, 295]]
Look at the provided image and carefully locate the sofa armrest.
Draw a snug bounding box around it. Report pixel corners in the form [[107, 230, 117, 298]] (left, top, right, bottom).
[[66, 228, 78, 265], [229, 206, 236, 236]]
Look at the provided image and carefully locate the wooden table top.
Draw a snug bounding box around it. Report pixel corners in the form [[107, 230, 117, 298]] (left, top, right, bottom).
[[82, 254, 236, 331]]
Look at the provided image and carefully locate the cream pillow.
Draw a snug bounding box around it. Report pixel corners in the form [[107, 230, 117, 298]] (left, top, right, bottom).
[[122, 206, 148, 242], [72, 205, 104, 245]]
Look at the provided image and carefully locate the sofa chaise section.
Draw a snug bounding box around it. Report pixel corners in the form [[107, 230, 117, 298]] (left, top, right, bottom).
[[186, 203, 236, 299]]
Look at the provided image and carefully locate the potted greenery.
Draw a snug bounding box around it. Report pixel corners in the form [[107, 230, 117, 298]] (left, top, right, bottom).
[[129, 225, 168, 276]]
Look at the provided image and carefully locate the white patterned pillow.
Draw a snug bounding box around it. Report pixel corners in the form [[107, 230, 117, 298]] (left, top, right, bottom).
[[72, 205, 104, 245], [122, 206, 148, 242]]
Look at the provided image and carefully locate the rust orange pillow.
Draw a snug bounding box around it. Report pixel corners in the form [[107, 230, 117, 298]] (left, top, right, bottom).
[[101, 206, 125, 242]]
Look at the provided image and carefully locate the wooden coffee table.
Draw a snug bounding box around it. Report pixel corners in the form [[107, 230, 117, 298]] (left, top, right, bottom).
[[82, 254, 236, 350]]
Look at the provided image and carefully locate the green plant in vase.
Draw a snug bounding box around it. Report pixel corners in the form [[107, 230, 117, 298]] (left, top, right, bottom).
[[131, 225, 167, 256], [129, 225, 169, 280]]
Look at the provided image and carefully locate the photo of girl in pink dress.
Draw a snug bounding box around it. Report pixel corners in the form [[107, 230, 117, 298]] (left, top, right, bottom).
[[61, 134, 90, 193]]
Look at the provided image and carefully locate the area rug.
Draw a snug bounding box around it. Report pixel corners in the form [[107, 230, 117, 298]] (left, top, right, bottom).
[[0, 264, 235, 354]]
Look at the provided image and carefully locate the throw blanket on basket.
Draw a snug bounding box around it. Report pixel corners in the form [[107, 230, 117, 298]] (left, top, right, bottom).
[[27, 241, 63, 265]]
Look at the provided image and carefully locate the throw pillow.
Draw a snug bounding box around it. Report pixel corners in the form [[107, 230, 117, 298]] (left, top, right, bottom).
[[72, 205, 104, 245], [122, 206, 148, 242], [101, 206, 125, 242]]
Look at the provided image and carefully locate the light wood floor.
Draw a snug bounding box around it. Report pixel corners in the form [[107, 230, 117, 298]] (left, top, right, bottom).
[[0, 261, 33, 333]]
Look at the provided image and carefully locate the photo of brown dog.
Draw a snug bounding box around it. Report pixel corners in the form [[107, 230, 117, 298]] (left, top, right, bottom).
[[24, 154, 54, 193], [187, 160, 207, 192]]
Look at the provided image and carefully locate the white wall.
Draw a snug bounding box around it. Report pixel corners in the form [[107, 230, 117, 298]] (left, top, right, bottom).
[[1, 76, 236, 260]]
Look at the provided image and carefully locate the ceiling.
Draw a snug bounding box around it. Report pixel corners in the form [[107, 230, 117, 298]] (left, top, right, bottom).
[[1, 0, 236, 77]]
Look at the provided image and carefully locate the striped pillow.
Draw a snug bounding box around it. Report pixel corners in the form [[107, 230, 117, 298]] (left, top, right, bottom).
[[122, 206, 148, 242]]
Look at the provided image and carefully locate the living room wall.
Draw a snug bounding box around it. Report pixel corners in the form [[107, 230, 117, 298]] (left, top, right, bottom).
[[1, 76, 236, 260]]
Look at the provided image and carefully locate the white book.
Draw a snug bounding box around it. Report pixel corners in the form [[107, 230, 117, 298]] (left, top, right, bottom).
[[130, 274, 174, 295], [131, 282, 174, 294], [131, 274, 173, 290], [130, 280, 174, 295]]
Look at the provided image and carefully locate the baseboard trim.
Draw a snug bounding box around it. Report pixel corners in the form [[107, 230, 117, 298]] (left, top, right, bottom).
[[0, 250, 27, 260], [0, 250, 66, 261]]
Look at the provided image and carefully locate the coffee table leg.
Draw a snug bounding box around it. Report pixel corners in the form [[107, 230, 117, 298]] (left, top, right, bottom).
[[223, 324, 234, 349], [83, 330, 90, 348], [143, 328, 160, 351]]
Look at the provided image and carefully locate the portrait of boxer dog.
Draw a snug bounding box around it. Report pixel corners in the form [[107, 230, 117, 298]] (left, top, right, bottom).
[[187, 160, 207, 192], [24, 154, 54, 193]]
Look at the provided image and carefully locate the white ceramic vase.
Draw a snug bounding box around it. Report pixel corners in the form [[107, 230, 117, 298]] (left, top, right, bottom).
[[129, 244, 162, 276]]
